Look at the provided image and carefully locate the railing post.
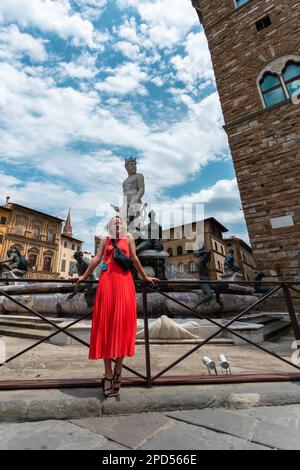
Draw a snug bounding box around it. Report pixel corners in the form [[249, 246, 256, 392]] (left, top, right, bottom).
[[142, 283, 152, 387], [282, 283, 300, 343]]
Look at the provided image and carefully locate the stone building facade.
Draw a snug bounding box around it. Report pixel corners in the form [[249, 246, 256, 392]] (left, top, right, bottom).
[[1, 200, 63, 278], [192, 0, 300, 282], [163, 218, 228, 280], [0, 206, 12, 261]]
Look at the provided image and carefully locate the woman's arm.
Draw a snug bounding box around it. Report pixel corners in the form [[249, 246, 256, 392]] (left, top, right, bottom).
[[128, 233, 158, 284], [75, 238, 105, 283]]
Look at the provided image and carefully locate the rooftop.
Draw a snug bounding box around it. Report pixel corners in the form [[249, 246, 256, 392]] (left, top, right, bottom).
[[1, 203, 64, 222], [61, 234, 84, 244], [162, 217, 229, 234], [224, 236, 252, 252]]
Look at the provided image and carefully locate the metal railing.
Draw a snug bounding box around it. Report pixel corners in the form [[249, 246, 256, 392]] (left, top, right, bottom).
[[0, 278, 300, 390]]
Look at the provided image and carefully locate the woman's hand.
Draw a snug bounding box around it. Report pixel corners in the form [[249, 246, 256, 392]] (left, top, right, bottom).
[[144, 276, 159, 285]]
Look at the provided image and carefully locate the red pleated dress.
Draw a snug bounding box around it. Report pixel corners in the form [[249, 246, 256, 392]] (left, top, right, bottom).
[[89, 236, 137, 360]]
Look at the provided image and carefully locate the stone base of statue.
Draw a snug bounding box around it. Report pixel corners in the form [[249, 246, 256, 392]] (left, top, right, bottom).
[[138, 249, 169, 280], [220, 271, 255, 295]]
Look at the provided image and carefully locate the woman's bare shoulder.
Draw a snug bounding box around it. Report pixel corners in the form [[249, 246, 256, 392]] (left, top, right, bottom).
[[127, 233, 136, 246]]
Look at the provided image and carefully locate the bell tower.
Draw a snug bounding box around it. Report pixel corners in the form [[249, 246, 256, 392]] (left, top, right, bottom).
[[192, 0, 300, 281]]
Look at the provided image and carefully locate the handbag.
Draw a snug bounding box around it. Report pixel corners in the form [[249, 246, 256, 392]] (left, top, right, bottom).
[[111, 239, 134, 271]]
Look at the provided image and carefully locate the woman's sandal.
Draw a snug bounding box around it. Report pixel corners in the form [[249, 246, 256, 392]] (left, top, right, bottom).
[[102, 377, 118, 398], [113, 368, 122, 395]]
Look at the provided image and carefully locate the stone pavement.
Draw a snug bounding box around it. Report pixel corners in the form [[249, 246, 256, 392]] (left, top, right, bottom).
[[1, 405, 300, 450]]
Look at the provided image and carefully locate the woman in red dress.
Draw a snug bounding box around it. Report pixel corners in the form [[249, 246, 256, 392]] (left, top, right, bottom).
[[76, 216, 158, 398]]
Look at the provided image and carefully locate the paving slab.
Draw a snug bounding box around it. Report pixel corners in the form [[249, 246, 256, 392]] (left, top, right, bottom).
[[71, 414, 171, 449], [0, 420, 126, 450], [239, 405, 300, 430], [251, 421, 300, 450], [166, 409, 259, 441], [139, 421, 270, 450], [166, 407, 300, 450]]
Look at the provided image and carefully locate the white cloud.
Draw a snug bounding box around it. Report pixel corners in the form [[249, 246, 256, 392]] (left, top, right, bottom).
[[117, 0, 197, 48], [0, 62, 100, 157], [156, 179, 245, 239], [0, 171, 20, 191], [137, 92, 228, 193], [117, 16, 140, 44], [96, 62, 148, 95], [172, 31, 214, 88], [74, 0, 107, 20], [0, 0, 96, 46], [151, 76, 163, 87], [0, 24, 47, 62], [114, 41, 141, 59], [0, 62, 227, 188], [60, 53, 98, 79]]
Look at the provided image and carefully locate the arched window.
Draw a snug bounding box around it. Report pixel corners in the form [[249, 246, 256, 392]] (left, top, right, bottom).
[[257, 56, 300, 108], [167, 248, 173, 257], [259, 73, 286, 107], [177, 246, 183, 256], [178, 263, 185, 273], [43, 251, 53, 272], [28, 248, 39, 269], [43, 256, 52, 272], [28, 253, 38, 269], [282, 62, 300, 99]]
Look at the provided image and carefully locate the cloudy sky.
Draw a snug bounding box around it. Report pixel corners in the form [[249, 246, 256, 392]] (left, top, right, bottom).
[[0, 0, 248, 251]]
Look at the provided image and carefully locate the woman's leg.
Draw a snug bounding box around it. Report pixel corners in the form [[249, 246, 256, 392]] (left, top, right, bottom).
[[113, 357, 124, 394], [103, 359, 113, 379], [102, 359, 115, 398], [114, 357, 124, 374]]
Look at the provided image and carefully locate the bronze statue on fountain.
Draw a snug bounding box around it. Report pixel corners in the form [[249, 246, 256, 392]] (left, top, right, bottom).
[[224, 248, 240, 275], [67, 251, 95, 306], [194, 247, 223, 310], [136, 210, 168, 280], [0, 248, 28, 281]]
